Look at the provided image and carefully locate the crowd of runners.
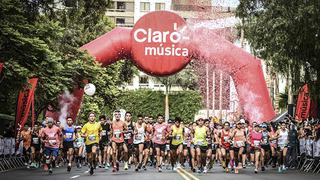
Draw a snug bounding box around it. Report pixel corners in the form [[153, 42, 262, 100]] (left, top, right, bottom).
[[17, 111, 320, 175]]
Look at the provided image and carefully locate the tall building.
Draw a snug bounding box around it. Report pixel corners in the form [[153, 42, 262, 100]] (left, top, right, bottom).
[[106, 0, 135, 27], [134, 0, 171, 23]]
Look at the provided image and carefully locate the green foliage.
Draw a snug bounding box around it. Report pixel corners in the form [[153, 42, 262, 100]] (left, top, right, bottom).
[[115, 89, 203, 123], [236, 0, 320, 99], [0, 0, 134, 121]]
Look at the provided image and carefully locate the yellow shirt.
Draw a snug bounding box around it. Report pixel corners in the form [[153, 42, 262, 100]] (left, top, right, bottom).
[[81, 122, 102, 145], [171, 125, 184, 145]]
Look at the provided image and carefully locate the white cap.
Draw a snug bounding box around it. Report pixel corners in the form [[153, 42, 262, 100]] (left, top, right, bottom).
[[240, 119, 246, 124]]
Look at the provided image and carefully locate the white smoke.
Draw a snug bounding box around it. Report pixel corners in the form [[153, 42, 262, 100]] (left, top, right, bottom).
[[58, 90, 75, 128]]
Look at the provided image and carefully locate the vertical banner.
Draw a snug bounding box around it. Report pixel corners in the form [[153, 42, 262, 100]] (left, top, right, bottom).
[[15, 78, 38, 133], [295, 84, 311, 122], [0, 63, 3, 73], [31, 94, 35, 128]]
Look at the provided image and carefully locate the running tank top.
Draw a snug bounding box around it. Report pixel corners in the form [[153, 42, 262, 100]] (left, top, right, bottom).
[[112, 121, 125, 143], [278, 129, 288, 147], [153, 123, 167, 145], [133, 124, 145, 144], [221, 130, 231, 148], [63, 126, 75, 142], [233, 129, 246, 147], [124, 121, 134, 143], [193, 126, 207, 146], [171, 126, 183, 145], [261, 131, 269, 145], [251, 131, 262, 148]]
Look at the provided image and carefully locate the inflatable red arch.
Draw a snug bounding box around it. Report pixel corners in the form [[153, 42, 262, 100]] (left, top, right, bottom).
[[66, 11, 275, 123]]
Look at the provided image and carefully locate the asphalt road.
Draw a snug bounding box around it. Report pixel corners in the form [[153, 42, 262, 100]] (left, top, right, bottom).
[[1, 164, 320, 180]]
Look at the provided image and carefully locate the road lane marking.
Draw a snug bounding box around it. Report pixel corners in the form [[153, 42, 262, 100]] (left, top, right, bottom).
[[178, 167, 200, 180], [177, 168, 191, 180], [70, 175, 80, 179]]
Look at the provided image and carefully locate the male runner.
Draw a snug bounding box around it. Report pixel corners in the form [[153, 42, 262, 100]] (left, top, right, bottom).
[[62, 117, 76, 172], [81, 112, 102, 175]]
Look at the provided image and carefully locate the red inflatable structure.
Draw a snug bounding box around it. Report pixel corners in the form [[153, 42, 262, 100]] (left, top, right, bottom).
[[59, 11, 275, 123]]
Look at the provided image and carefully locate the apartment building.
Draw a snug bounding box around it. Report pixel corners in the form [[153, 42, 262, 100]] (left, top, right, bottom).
[[106, 0, 135, 27]]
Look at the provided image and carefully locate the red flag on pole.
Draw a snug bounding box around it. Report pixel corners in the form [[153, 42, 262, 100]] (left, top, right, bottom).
[[295, 84, 311, 122], [0, 63, 3, 73], [15, 78, 38, 133]]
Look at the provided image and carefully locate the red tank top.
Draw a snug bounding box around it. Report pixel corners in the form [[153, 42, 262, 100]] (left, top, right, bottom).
[[221, 130, 231, 148], [112, 121, 125, 143]]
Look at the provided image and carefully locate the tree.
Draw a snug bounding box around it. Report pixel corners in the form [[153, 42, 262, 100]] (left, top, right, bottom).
[[236, 0, 320, 106], [0, 0, 133, 123], [153, 65, 198, 121]]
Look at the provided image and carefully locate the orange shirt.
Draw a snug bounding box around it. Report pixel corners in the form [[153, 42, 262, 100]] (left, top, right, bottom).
[[21, 130, 32, 149]]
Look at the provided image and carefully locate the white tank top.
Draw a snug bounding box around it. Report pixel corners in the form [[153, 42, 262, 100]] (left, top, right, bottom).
[[133, 125, 145, 144], [278, 129, 288, 146]]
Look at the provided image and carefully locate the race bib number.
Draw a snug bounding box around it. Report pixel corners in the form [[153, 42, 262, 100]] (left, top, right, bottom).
[[235, 141, 245, 147], [279, 144, 286, 150], [66, 133, 73, 139], [49, 140, 57, 145], [32, 138, 39, 144], [88, 134, 96, 141], [156, 133, 162, 140], [136, 134, 142, 141], [175, 135, 181, 140], [253, 140, 260, 147], [101, 130, 107, 136], [124, 133, 131, 139], [77, 142, 83, 147], [224, 136, 229, 142], [114, 130, 121, 139], [197, 141, 204, 146]]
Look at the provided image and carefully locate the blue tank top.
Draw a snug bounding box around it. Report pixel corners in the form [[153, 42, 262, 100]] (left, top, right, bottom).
[[64, 126, 75, 142]]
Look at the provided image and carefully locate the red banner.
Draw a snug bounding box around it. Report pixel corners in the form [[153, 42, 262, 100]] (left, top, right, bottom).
[[0, 63, 3, 73], [295, 84, 311, 121], [15, 78, 38, 133]]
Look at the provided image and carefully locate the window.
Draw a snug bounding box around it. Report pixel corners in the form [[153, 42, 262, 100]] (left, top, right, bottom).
[[140, 2, 150, 12], [116, 18, 125, 25], [139, 76, 149, 84], [155, 3, 165, 11], [117, 2, 126, 10]]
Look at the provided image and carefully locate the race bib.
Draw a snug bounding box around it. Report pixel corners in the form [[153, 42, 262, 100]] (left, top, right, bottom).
[[66, 133, 73, 139], [32, 138, 39, 144], [175, 135, 181, 140], [224, 136, 229, 142], [136, 134, 142, 141], [253, 140, 260, 147], [49, 140, 57, 145], [88, 134, 96, 141], [156, 133, 162, 140], [101, 130, 107, 136], [124, 133, 131, 139], [114, 130, 121, 139], [77, 142, 83, 147], [197, 141, 204, 146], [235, 141, 245, 147]]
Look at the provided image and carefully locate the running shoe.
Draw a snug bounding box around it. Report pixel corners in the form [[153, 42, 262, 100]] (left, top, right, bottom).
[[67, 164, 71, 172], [43, 164, 48, 171], [112, 166, 117, 172], [261, 166, 265, 171], [235, 168, 239, 174], [158, 166, 162, 172], [116, 162, 119, 171], [48, 168, 53, 175], [143, 165, 147, 171], [90, 166, 94, 175], [104, 164, 109, 170], [203, 166, 208, 173], [124, 162, 129, 170], [278, 166, 282, 173], [254, 169, 258, 174]]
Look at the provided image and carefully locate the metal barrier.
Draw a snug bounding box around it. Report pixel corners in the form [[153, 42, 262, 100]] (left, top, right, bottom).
[[298, 138, 320, 174], [0, 137, 26, 172]]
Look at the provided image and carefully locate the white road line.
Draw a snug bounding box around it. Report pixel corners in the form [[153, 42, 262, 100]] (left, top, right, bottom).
[[70, 175, 80, 179]]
